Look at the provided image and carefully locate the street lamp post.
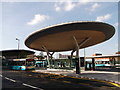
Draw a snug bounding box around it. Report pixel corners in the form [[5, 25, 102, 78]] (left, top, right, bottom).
[[16, 38, 20, 50]]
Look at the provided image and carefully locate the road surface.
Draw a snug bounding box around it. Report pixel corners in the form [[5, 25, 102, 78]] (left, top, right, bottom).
[[1, 69, 119, 90]]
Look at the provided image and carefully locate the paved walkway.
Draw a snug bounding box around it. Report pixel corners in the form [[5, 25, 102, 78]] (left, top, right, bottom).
[[35, 68, 120, 84]]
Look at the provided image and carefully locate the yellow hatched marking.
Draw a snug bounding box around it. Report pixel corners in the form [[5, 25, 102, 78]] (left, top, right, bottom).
[[31, 71, 120, 88], [108, 82, 120, 87], [79, 83, 91, 86], [28, 75, 32, 76], [63, 81, 71, 83]]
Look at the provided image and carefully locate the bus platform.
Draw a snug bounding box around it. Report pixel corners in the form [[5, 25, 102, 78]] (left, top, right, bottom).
[[34, 68, 120, 86]]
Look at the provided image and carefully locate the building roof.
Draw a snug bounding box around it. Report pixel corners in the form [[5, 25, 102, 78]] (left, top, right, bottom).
[[116, 51, 120, 54], [25, 21, 115, 52], [86, 54, 120, 59]]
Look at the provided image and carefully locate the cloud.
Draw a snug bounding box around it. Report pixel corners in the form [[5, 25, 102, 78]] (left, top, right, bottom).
[[91, 3, 100, 11], [55, 6, 61, 12], [64, 1, 75, 11], [78, 0, 90, 5], [96, 14, 112, 22], [27, 14, 49, 25], [54, 0, 77, 12], [85, 3, 100, 12], [54, 1, 100, 12]]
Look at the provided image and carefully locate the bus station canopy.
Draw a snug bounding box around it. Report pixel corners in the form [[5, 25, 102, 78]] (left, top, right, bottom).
[[25, 21, 115, 52], [1, 49, 35, 59]]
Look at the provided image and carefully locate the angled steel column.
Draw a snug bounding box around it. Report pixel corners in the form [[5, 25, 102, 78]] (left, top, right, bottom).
[[70, 50, 75, 68], [73, 36, 91, 74], [41, 45, 50, 68], [49, 52, 55, 68], [73, 36, 80, 74], [79, 37, 91, 71], [49, 52, 55, 60], [79, 37, 91, 47]]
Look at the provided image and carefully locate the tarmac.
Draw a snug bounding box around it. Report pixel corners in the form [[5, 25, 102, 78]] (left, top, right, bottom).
[[35, 68, 120, 85]]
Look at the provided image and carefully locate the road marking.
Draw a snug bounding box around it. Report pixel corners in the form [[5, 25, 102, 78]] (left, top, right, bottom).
[[79, 83, 91, 86], [108, 82, 120, 88], [0, 74, 3, 77], [28, 74, 32, 76], [23, 83, 44, 90], [4, 77, 16, 82], [0, 74, 44, 90], [0, 74, 16, 82], [63, 81, 71, 83]]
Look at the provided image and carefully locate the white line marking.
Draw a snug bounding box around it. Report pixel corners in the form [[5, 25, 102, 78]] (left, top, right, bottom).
[[23, 83, 44, 90], [4, 77, 16, 82], [1, 74, 44, 90], [0, 74, 3, 77]]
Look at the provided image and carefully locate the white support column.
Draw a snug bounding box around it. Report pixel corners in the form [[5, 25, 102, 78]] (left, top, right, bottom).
[[49, 52, 55, 60], [70, 50, 75, 68], [49, 52, 55, 68], [73, 36, 91, 74], [79, 37, 91, 71], [73, 36, 80, 74], [41, 45, 50, 68]]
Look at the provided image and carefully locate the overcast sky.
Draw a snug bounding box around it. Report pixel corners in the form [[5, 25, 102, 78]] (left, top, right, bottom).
[[1, 0, 119, 57]]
